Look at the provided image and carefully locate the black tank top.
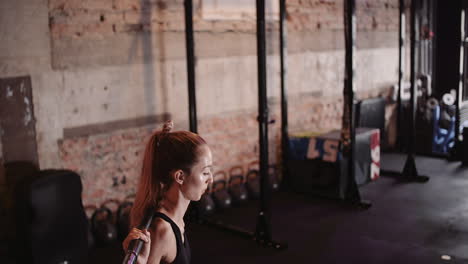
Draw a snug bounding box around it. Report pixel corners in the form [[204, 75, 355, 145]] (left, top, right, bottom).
[[153, 212, 191, 264]]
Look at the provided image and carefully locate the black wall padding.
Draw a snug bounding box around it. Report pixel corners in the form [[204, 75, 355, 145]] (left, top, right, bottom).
[[14, 169, 88, 264], [356, 97, 386, 145]]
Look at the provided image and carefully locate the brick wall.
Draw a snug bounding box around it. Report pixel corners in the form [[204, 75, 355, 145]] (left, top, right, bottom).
[[48, 0, 399, 207], [49, 0, 188, 39], [48, 0, 399, 68], [59, 87, 392, 207], [286, 0, 398, 32], [59, 125, 152, 205]]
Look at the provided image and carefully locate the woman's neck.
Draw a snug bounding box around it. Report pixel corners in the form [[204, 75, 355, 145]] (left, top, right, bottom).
[[159, 186, 190, 223]]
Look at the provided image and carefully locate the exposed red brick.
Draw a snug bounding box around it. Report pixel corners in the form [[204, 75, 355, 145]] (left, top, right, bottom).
[[49, 0, 399, 39], [50, 0, 113, 11]]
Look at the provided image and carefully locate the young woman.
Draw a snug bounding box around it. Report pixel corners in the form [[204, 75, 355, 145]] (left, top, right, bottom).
[[122, 121, 213, 264]]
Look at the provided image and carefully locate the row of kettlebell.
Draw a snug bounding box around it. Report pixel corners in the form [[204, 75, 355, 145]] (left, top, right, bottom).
[[197, 162, 280, 216], [84, 195, 134, 248]]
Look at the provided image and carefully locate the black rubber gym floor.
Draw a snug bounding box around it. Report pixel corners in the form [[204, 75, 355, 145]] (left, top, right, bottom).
[[92, 153, 468, 264]]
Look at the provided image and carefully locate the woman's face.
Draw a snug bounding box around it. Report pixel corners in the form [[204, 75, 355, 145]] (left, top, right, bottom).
[[181, 145, 213, 201]]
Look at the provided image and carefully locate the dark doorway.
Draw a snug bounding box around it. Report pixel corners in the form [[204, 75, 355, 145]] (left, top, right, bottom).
[[0, 76, 39, 166]]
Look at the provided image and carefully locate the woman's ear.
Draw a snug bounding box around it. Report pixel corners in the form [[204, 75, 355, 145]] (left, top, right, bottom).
[[173, 170, 185, 185]]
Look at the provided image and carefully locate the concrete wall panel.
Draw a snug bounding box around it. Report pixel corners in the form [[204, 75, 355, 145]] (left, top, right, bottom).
[[0, 0, 51, 77]]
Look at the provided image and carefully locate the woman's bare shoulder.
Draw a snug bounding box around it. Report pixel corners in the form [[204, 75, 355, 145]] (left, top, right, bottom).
[[151, 218, 174, 242], [147, 218, 176, 263]]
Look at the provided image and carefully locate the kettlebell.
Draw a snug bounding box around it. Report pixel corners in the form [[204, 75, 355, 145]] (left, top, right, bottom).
[[228, 166, 249, 205], [116, 196, 134, 241], [91, 199, 119, 246], [268, 164, 280, 192], [84, 205, 97, 249], [212, 171, 232, 210], [246, 161, 261, 200], [197, 186, 216, 216]]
